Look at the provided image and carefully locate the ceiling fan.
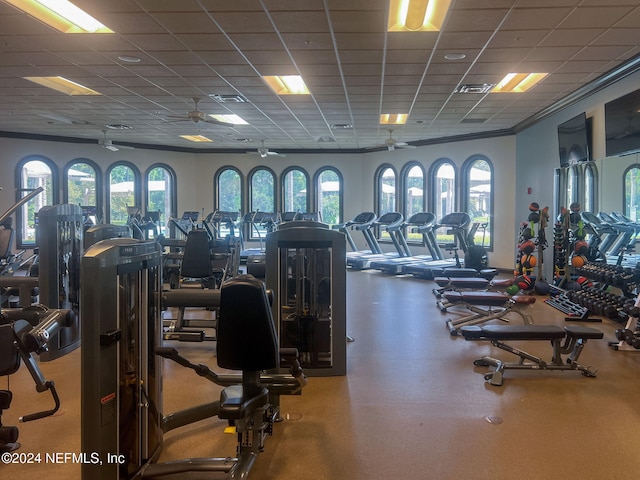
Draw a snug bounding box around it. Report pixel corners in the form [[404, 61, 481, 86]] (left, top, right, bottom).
[[98, 130, 134, 152], [248, 140, 286, 158], [165, 97, 233, 126], [381, 129, 417, 151]]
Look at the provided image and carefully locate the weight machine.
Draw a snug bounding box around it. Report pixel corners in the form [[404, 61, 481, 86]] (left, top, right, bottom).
[[81, 239, 306, 479]]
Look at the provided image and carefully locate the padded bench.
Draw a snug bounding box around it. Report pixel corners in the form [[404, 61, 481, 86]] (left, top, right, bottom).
[[460, 324, 604, 385], [441, 291, 536, 334]]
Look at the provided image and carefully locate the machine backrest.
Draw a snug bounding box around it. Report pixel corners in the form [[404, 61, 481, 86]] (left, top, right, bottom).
[[0, 225, 14, 260], [0, 323, 20, 376], [217, 275, 278, 371], [181, 229, 212, 278]]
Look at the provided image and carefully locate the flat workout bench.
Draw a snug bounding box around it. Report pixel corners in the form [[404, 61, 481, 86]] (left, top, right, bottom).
[[460, 324, 604, 386]]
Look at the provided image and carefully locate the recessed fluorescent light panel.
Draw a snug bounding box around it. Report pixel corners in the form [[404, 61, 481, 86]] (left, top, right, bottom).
[[180, 135, 213, 142], [209, 114, 249, 125], [4, 0, 113, 33], [380, 114, 408, 125], [262, 75, 310, 95], [491, 73, 548, 93], [388, 0, 452, 32], [23, 76, 101, 95]]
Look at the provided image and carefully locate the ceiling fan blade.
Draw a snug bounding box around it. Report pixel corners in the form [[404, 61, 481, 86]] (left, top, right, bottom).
[[266, 151, 285, 157], [105, 144, 119, 152]]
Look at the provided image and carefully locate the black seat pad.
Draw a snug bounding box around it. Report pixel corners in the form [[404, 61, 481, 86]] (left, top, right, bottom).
[[461, 324, 566, 340]]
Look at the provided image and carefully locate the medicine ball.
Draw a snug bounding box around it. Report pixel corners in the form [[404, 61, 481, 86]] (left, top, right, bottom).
[[533, 280, 550, 295], [515, 274, 533, 291]]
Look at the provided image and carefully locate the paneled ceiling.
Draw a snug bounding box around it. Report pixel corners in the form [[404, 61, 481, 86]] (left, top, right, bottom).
[[0, 0, 639, 153]]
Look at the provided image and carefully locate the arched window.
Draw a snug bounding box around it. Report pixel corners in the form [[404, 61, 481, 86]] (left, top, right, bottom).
[[248, 167, 276, 239], [624, 164, 640, 221], [215, 167, 243, 213], [314, 167, 343, 225], [107, 162, 141, 225], [64, 159, 101, 223], [462, 156, 493, 249], [281, 167, 309, 214], [146, 164, 176, 235], [375, 165, 397, 241], [401, 162, 426, 218], [15, 156, 59, 247], [584, 163, 598, 214], [376, 165, 397, 215], [429, 159, 456, 220]]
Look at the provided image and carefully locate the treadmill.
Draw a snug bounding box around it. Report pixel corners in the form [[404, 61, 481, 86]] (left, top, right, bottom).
[[370, 212, 442, 274], [347, 212, 407, 270], [333, 211, 379, 262], [402, 212, 472, 279], [610, 211, 640, 265], [599, 211, 637, 265], [580, 211, 617, 263]]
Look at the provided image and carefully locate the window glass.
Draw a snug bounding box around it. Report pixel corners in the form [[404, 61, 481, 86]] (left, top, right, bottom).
[[379, 167, 396, 215], [18, 159, 54, 246], [249, 168, 275, 239], [466, 159, 492, 248], [316, 168, 341, 225], [147, 165, 174, 235], [217, 168, 242, 212], [404, 164, 425, 218], [282, 168, 308, 214], [433, 162, 455, 219], [109, 164, 137, 225], [624, 166, 640, 221]]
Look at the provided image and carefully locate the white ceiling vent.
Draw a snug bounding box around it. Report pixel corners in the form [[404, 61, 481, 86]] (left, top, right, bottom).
[[209, 94, 247, 103], [455, 84, 494, 94]]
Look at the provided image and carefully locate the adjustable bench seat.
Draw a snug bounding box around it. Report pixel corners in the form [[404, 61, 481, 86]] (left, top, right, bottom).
[[219, 384, 269, 420], [460, 324, 604, 385], [460, 324, 603, 341], [443, 293, 536, 334], [441, 290, 536, 308], [434, 276, 489, 290]]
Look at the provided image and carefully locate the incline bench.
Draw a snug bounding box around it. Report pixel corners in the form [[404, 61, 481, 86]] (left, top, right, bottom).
[[441, 291, 536, 335], [460, 324, 604, 386]]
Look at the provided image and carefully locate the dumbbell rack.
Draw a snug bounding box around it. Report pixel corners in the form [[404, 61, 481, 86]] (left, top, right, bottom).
[[560, 261, 640, 351]]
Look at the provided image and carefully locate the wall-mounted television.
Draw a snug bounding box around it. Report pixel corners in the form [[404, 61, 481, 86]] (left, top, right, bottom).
[[605, 88, 640, 157], [558, 112, 591, 167]]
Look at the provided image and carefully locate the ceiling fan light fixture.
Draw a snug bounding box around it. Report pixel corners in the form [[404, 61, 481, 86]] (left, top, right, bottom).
[[380, 113, 408, 125], [23, 76, 101, 95], [262, 75, 310, 95], [491, 73, 548, 93], [180, 135, 213, 142], [387, 0, 451, 32], [4, 0, 113, 33]]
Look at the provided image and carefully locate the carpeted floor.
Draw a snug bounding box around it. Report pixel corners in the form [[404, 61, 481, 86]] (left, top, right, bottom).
[[3, 270, 640, 480]]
